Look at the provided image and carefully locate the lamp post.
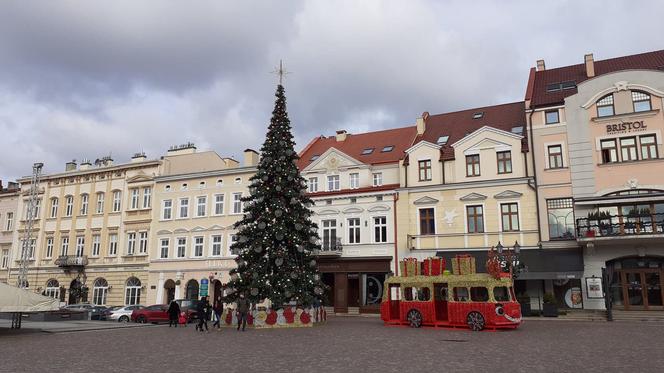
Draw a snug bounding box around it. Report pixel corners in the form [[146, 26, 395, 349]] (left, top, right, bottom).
[[493, 241, 525, 278]]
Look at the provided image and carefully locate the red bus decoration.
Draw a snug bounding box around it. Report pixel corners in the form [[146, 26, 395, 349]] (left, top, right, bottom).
[[381, 254, 521, 331]]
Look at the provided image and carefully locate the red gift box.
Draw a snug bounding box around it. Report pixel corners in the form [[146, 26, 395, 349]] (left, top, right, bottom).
[[423, 257, 445, 276], [399, 258, 420, 277]]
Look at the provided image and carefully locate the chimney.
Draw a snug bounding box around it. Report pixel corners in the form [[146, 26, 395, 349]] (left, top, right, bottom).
[[8, 182, 18, 190], [79, 159, 92, 171], [65, 160, 77, 172], [536, 59, 546, 71], [131, 152, 147, 163], [223, 158, 240, 168], [335, 130, 348, 142], [243, 149, 259, 167], [585, 53, 595, 78], [416, 112, 429, 135]]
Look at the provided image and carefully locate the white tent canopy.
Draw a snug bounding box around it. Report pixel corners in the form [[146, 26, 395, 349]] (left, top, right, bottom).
[[0, 282, 59, 313]]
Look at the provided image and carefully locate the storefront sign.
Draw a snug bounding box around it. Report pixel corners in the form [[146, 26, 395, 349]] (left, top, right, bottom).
[[606, 120, 647, 134], [585, 277, 603, 299], [200, 278, 209, 297], [564, 287, 583, 309]]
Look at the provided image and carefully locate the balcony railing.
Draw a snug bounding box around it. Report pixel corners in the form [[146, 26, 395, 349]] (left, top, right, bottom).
[[576, 213, 664, 238], [315, 238, 343, 255], [55, 255, 88, 268]]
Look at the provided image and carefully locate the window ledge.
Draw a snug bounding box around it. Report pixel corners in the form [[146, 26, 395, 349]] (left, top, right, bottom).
[[591, 109, 659, 122], [598, 158, 662, 167], [544, 167, 569, 172]]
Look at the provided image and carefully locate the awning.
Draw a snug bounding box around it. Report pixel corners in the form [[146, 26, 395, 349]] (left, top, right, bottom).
[[0, 282, 60, 313], [435, 248, 584, 280]]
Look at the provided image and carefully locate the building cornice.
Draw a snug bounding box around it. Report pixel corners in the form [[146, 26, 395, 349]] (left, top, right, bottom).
[[397, 177, 534, 193], [155, 166, 258, 183]]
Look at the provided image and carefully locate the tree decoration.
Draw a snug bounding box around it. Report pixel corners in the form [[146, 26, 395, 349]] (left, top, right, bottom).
[[225, 83, 325, 308]]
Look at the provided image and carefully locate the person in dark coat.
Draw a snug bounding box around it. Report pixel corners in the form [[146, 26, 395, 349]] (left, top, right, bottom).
[[212, 297, 224, 330], [168, 300, 180, 328], [196, 297, 210, 333], [236, 293, 250, 332]]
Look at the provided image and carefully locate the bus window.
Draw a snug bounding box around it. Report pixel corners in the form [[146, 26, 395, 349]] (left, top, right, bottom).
[[493, 286, 510, 302], [434, 283, 449, 301], [417, 287, 431, 301], [404, 287, 416, 301], [453, 287, 469, 302], [470, 287, 489, 302], [390, 286, 401, 301]]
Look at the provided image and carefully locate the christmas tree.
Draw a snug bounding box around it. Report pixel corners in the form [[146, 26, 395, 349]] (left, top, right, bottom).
[[225, 83, 324, 308]]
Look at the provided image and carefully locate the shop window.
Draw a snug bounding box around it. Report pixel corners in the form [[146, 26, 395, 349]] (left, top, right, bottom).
[[362, 273, 386, 305], [546, 198, 575, 239], [596, 94, 614, 117], [493, 286, 511, 302], [496, 151, 512, 174], [632, 91, 652, 112], [453, 287, 469, 302], [470, 287, 489, 302], [600, 139, 618, 163], [545, 110, 559, 124], [620, 137, 638, 161], [640, 135, 658, 160]]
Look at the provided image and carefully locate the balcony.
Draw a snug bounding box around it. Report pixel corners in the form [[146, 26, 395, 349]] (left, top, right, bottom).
[[314, 238, 343, 256], [55, 255, 88, 268], [576, 213, 664, 239]]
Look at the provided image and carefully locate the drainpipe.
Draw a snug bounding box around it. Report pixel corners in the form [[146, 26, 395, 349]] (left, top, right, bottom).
[[393, 192, 399, 276], [528, 109, 543, 244]]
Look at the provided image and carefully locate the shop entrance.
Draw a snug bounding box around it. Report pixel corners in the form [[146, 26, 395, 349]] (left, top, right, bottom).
[[608, 257, 664, 311]]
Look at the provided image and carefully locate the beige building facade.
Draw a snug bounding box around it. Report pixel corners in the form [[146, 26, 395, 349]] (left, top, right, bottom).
[[8, 155, 160, 306], [0, 181, 20, 284], [146, 146, 258, 306]]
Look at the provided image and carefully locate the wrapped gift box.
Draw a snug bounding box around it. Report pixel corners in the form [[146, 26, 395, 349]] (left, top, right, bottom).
[[423, 257, 445, 276], [399, 258, 420, 277], [452, 254, 476, 275]]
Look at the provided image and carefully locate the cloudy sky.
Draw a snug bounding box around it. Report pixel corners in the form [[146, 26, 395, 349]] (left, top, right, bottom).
[[1, 1, 663, 181]]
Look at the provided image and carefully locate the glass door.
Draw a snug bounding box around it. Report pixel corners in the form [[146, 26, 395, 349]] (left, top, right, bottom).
[[621, 270, 664, 310], [622, 271, 644, 309], [645, 271, 663, 309]]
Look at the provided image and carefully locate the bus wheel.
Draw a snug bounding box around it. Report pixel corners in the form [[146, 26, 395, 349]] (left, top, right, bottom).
[[407, 310, 422, 328], [467, 311, 485, 331]]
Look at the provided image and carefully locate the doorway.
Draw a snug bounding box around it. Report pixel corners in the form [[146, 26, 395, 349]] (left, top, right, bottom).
[[619, 269, 663, 310], [164, 279, 176, 304], [68, 279, 82, 305], [347, 275, 359, 307], [388, 284, 401, 321]]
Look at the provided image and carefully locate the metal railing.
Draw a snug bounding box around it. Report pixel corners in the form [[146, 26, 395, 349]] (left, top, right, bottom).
[[576, 213, 664, 238], [318, 238, 343, 253], [55, 255, 88, 267]]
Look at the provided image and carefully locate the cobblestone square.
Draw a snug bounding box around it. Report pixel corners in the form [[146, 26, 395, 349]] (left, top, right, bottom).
[[2, 317, 664, 373]]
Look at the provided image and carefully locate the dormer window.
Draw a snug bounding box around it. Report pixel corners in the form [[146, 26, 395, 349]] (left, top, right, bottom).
[[472, 112, 484, 119], [632, 91, 652, 112], [361, 148, 374, 155], [511, 126, 524, 134], [437, 136, 449, 145], [596, 94, 614, 117], [310, 155, 320, 161], [381, 145, 394, 152]]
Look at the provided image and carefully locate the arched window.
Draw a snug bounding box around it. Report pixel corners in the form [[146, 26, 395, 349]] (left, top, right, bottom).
[[93, 278, 109, 305], [45, 279, 60, 299], [596, 94, 614, 117], [185, 279, 199, 300], [125, 277, 141, 305], [632, 91, 652, 112], [199, 181, 206, 189], [216, 179, 223, 187], [50, 198, 59, 218]]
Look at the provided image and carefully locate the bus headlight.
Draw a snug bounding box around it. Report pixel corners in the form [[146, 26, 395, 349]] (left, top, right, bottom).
[[495, 304, 504, 316]]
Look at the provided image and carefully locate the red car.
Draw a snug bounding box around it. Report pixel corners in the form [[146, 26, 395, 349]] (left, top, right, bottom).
[[131, 304, 169, 323]]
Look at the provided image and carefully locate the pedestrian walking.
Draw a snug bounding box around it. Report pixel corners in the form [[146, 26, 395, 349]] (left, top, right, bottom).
[[196, 296, 210, 333], [212, 297, 224, 330], [167, 300, 181, 328], [236, 293, 250, 332]]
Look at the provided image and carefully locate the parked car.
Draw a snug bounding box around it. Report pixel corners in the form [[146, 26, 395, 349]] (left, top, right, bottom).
[[107, 305, 144, 322], [62, 304, 109, 320], [174, 299, 203, 322], [131, 304, 169, 323]]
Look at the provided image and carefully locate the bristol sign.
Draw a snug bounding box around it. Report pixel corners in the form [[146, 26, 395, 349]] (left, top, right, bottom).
[[606, 120, 647, 134]]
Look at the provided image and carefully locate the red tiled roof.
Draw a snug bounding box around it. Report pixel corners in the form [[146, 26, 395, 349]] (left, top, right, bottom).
[[528, 49, 664, 108], [307, 184, 399, 197], [297, 126, 417, 170], [414, 101, 527, 160]]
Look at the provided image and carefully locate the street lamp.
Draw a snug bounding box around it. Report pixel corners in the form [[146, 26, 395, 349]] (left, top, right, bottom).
[[490, 241, 525, 279]]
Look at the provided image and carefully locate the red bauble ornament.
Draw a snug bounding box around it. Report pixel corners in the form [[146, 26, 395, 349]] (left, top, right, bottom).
[[266, 310, 277, 325], [225, 311, 232, 325], [300, 312, 311, 324], [247, 313, 254, 325], [283, 307, 295, 323]]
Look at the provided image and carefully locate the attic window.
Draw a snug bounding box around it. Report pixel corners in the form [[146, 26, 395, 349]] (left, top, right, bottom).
[[472, 112, 484, 119], [381, 145, 394, 152], [511, 126, 524, 134], [546, 80, 576, 92], [437, 135, 449, 145], [310, 155, 320, 161], [361, 148, 374, 155]]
